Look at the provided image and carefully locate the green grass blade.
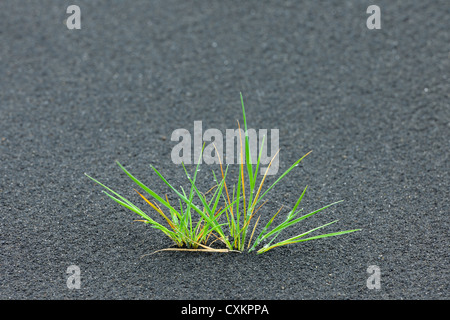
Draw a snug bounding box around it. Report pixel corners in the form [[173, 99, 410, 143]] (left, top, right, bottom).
[[290, 185, 308, 217], [281, 219, 340, 242], [85, 173, 153, 222], [254, 151, 312, 208], [85, 173, 187, 246], [257, 228, 361, 254], [240, 92, 254, 191], [253, 133, 266, 185], [101, 190, 176, 236], [249, 200, 342, 251], [259, 200, 343, 242], [116, 161, 181, 219]]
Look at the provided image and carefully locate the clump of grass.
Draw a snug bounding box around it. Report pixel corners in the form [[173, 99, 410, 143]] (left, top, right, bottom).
[[86, 93, 360, 255]]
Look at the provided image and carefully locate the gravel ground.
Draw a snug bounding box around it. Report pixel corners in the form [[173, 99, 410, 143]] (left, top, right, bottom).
[[0, 0, 448, 300]]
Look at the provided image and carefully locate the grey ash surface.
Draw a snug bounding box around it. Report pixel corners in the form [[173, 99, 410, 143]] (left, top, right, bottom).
[[0, 1, 448, 299]]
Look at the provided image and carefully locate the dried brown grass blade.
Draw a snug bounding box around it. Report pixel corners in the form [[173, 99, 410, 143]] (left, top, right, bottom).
[[248, 215, 261, 249], [135, 189, 177, 231]]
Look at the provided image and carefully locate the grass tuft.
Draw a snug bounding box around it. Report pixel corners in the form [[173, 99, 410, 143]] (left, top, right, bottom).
[[86, 93, 360, 254]]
